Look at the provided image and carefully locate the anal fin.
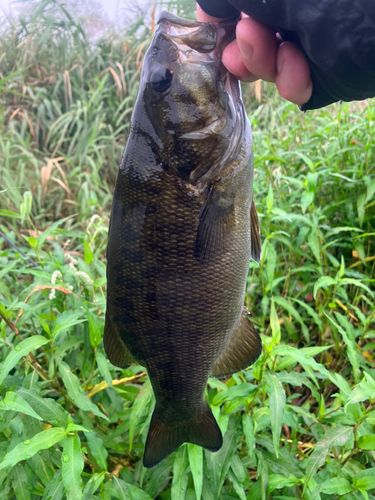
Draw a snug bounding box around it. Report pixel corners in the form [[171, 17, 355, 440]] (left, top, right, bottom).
[[250, 199, 262, 264], [211, 307, 262, 379], [103, 313, 134, 368]]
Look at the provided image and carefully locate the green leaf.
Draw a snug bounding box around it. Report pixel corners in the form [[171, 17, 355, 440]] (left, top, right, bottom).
[[346, 379, 375, 409], [266, 184, 274, 211], [268, 473, 300, 492], [357, 193, 366, 227], [266, 242, 276, 287], [0, 427, 66, 469], [84, 241, 94, 264], [353, 469, 375, 491], [205, 419, 241, 498], [289, 297, 323, 332], [339, 278, 374, 298], [273, 296, 309, 342], [126, 483, 153, 499], [28, 236, 38, 249], [358, 434, 375, 451], [242, 413, 256, 458], [0, 335, 50, 385], [339, 255, 345, 279], [320, 477, 352, 495], [303, 426, 352, 493], [87, 311, 103, 348], [31, 451, 54, 487], [330, 225, 363, 234], [36, 215, 75, 248], [188, 444, 203, 500], [308, 228, 321, 265], [10, 463, 30, 500], [67, 423, 91, 433], [325, 313, 360, 383], [230, 454, 247, 485], [128, 381, 152, 451], [84, 431, 107, 471], [42, 470, 64, 500], [313, 276, 337, 299], [112, 476, 131, 500], [264, 371, 286, 457], [228, 469, 247, 500], [171, 445, 189, 500], [270, 298, 281, 345], [57, 360, 109, 421], [212, 383, 256, 406], [61, 434, 84, 500], [301, 191, 314, 213], [255, 449, 268, 500], [12, 302, 51, 335], [0, 391, 42, 420], [0, 209, 21, 219], [82, 472, 105, 498], [0, 260, 17, 281], [327, 372, 351, 401], [55, 336, 82, 359], [17, 388, 70, 427], [52, 311, 87, 340], [23, 191, 33, 215], [366, 178, 375, 202], [95, 351, 113, 387], [272, 345, 330, 380]]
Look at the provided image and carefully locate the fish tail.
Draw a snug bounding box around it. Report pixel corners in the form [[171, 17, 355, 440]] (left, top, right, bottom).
[[143, 402, 222, 468]]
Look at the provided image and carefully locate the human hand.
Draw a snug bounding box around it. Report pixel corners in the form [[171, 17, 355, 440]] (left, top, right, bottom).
[[196, 4, 312, 106]]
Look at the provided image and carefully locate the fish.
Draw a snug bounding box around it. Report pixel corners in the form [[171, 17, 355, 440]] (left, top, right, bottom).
[[104, 10, 262, 468]]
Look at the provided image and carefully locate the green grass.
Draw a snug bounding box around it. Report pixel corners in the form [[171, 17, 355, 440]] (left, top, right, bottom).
[[0, 1, 374, 499]]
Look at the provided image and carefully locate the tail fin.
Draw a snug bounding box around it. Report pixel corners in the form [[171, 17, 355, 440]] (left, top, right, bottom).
[[143, 402, 222, 468]]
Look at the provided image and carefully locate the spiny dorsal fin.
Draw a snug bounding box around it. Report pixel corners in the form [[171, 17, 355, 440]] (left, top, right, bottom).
[[211, 307, 262, 379], [250, 199, 262, 264]]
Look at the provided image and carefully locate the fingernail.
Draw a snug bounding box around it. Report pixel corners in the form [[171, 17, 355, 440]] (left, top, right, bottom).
[[237, 34, 253, 60]]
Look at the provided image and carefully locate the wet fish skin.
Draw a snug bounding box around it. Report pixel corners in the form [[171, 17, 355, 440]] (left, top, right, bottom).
[[104, 11, 262, 468]]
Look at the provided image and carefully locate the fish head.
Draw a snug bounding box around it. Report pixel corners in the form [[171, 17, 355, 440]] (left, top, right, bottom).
[[136, 11, 246, 185]]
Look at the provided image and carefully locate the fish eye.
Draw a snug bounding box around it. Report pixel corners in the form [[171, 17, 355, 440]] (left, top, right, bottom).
[[150, 65, 173, 93]]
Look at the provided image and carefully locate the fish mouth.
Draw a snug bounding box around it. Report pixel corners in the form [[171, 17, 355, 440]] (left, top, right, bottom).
[[158, 11, 217, 54], [157, 10, 238, 55], [180, 115, 226, 140], [180, 71, 241, 140]]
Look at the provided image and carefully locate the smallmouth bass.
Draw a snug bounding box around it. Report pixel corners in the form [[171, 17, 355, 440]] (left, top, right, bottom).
[[104, 11, 262, 468]]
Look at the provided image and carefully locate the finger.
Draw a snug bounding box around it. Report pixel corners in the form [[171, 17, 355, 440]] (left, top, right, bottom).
[[222, 40, 258, 82], [236, 17, 278, 83], [275, 42, 313, 105], [196, 4, 225, 22]]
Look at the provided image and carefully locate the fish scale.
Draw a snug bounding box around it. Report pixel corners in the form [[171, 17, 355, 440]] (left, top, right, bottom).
[[104, 11, 262, 467]]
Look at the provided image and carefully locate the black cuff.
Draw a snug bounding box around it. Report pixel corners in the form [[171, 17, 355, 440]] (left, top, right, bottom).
[[196, 0, 239, 19]]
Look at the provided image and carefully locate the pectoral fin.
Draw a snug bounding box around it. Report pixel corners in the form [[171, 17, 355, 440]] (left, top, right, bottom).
[[250, 200, 262, 264], [103, 313, 134, 368], [194, 185, 235, 264], [211, 307, 262, 379]]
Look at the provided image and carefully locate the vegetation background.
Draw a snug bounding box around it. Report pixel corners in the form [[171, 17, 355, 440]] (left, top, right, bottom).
[[0, 0, 374, 498]]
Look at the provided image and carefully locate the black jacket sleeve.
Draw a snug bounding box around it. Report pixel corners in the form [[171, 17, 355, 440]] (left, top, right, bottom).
[[197, 0, 375, 111]]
